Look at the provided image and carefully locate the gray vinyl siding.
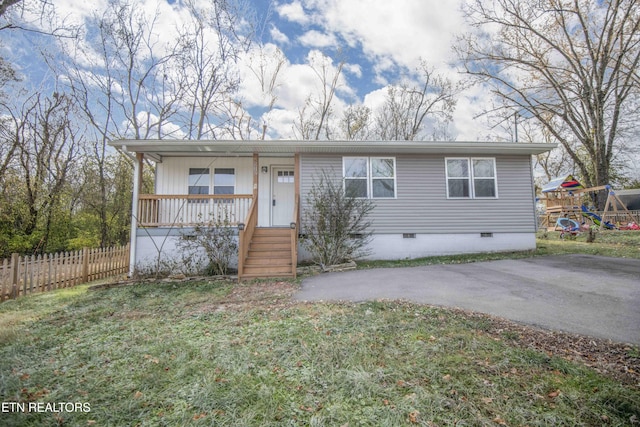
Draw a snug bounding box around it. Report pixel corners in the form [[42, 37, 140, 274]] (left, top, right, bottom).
[[300, 153, 536, 234]]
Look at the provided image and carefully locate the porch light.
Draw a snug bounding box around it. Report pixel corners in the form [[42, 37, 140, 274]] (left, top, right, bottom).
[[238, 223, 245, 231], [261, 166, 268, 173], [290, 222, 296, 229]]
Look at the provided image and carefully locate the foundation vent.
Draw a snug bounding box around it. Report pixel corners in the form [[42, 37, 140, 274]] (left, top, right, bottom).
[[402, 233, 416, 239], [480, 232, 493, 238]]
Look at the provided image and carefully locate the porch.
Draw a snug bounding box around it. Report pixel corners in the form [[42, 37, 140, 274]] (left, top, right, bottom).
[[135, 193, 299, 281], [116, 142, 303, 280]]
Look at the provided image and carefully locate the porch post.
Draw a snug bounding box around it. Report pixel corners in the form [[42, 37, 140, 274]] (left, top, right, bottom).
[[295, 153, 301, 224], [253, 153, 259, 217], [128, 152, 144, 277]]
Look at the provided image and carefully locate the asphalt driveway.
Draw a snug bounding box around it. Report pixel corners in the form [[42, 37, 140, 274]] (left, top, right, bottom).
[[295, 255, 640, 345]]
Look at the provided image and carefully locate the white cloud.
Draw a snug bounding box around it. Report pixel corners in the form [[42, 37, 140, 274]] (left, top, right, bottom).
[[302, 0, 465, 72], [298, 30, 337, 48], [270, 25, 290, 44], [28, 0, 108, 27], [276, 1, 311, 25], [362, 86, 387, 109], [452, 84, 509, 142], [261, 108, 299, 139], [343, 63, 362, 79]]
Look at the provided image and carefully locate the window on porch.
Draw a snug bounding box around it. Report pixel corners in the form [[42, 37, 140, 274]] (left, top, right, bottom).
[[214, 168, 235, 195], [188, 168, 210, 203]]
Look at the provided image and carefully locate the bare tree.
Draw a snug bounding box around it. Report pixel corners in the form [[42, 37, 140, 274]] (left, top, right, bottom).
[[57, 0, 186, 246], [11, 91, 80, 252], [0, 54, 17, 90], [457, 0, 640, 208], [0, 0, 21, 19], [311, 53, 344, 140], [177, 0, 252, 139], [531, 118, 575, 187], [97, 0, 183, 139], [294, 51, 345, 140], [339, 104, 372, 140], [374, 61, 457, 141], [217, 99, 257, 140], [0, 0, 77, 37], [0, 0, 77, 101], [0, 99, 24, 182], [246, 43, 286, 138]]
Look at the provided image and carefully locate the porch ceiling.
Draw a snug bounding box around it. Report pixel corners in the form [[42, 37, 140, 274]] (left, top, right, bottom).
[[110, 139, 556, 161]]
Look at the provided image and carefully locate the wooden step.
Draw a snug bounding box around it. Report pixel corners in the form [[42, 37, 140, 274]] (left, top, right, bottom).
[[239, 227, 295, 280], [246, 249, 290, 257], [253, 227, 290, 236], [249, 242, 291, 251], [250, 228, 292, 248], [250, 234, 291, 243], [244, 256, 291, 266], [240, 272, 295, 280], [242, 264, 293, 275]]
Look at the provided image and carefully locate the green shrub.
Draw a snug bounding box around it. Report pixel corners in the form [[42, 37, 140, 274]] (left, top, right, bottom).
[[302, 171, 374, 267], [177, 211, 238, 276]]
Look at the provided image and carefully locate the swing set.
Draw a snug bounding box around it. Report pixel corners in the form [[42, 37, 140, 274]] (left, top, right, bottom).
[[540, 175, 639, 235]]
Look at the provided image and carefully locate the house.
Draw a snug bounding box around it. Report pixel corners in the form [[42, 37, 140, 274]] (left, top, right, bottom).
[[109, 139, 555, 280]]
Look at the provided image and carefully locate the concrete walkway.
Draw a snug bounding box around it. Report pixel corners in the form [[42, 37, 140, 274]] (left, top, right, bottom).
[[295, 255, 640, 345]]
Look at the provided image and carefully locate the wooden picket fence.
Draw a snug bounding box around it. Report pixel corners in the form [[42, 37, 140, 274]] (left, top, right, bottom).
[[0, 245, 129, 302]]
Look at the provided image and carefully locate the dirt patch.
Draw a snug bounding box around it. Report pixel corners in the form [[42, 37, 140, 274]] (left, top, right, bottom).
[[222, 280, 298, 307], [190, 280, 299, 314], [457, 309, 640, 388]]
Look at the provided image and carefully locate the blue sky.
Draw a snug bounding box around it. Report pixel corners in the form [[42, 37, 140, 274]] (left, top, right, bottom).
[[4, 1, 639, 179], [240, 0, 485, 140], [3, 0, 500, 141]]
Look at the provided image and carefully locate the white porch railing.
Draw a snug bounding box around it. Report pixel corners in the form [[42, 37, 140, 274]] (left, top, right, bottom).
[[137, 194, 253, 227]]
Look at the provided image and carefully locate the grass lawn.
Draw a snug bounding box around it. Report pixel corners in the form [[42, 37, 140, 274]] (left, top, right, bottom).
[[0, 233, 639, 426]]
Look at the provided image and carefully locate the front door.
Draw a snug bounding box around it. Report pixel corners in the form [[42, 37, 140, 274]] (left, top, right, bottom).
[[271, 167, 295, 226]]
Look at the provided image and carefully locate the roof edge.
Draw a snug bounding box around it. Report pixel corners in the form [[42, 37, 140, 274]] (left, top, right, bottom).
[[109, 139, 556, 157]]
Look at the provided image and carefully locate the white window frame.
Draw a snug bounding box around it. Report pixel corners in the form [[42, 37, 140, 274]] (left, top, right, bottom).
[[213, 168, 235, 195], [276, 170, 295, 184], [343, 157, 369, 198], [188, 167, 210, 203], [445, 157, 498, 199], [343, 157, 397, 199]]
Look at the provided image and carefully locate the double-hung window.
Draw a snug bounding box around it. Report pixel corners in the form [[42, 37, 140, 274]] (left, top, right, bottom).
[[343, 157, 396, 199], [213, 168, 235, 205], [445, 158, 497, 199], [188, 168, 210, 203], [213, 168, 235, 195], [344, 158, 368, 198]]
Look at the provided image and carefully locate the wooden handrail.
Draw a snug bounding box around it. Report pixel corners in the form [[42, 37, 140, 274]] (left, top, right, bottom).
[[290, 194, 300, 279], [137, 194, 253, 227], [237, 198, 258, 281], [139, 194, 251, 200]]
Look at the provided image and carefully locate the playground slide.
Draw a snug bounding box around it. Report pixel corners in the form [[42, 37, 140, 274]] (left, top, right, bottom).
[[580, 205, 616, 229]]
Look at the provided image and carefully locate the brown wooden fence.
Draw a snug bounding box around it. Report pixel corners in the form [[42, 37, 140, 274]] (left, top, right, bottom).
[[0, 245, 129, 302]]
